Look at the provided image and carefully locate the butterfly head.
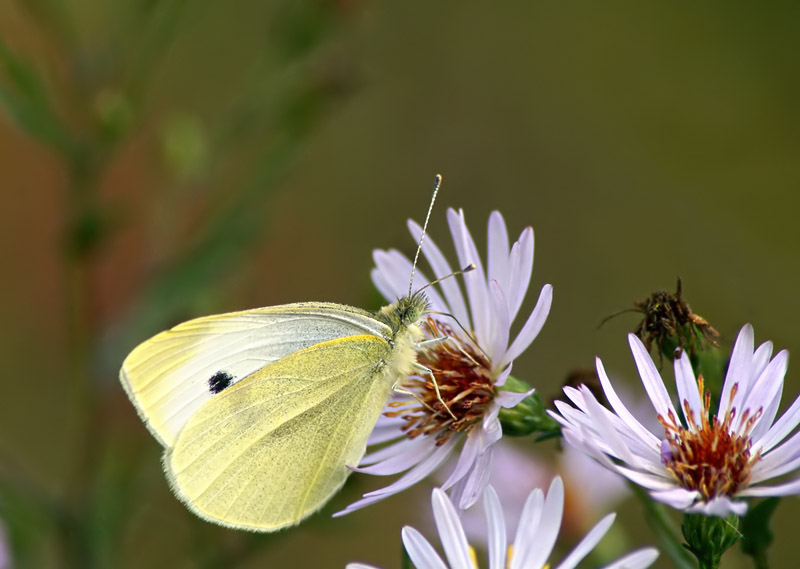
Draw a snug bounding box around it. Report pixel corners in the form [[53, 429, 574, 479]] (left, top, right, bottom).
[[377, 291, 429, 337]]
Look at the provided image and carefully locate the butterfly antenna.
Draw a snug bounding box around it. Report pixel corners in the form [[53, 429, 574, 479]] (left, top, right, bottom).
[[409, 174, 442, 297], [417, 263, 476, 294]]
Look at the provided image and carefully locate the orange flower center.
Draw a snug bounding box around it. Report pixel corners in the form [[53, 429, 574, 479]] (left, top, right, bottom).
[[659, 376, 762, 500], [385, 317, 496, 445]]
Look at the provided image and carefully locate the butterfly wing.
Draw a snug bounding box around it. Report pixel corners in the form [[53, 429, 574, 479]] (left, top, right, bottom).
[[165, 334, 396, 532], [120, 303, 390, 447]]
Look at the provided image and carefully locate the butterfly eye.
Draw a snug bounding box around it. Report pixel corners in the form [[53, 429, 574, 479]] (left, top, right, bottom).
[[208, 371, 234, 394]]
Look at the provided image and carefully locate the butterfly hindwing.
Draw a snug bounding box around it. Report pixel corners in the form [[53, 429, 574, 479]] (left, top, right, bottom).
[[165, 334, 396, 531]]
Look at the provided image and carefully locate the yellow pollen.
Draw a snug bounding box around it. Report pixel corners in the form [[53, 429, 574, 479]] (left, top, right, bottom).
[[384, 317, 497, 445], [658, 375, 762, 500]]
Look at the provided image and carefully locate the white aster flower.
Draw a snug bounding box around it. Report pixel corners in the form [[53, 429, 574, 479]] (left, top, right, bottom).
[[553, 324, 800, 517], [347, 477, 659, 569], [336, 209, 553, 516]]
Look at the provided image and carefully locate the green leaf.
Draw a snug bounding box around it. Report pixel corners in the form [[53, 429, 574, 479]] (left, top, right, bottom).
[[741, 497, 780, 568], [0, 38, 74, 155]]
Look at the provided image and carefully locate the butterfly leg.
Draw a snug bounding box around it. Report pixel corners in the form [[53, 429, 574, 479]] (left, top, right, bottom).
[[412, 362, 458, 421]]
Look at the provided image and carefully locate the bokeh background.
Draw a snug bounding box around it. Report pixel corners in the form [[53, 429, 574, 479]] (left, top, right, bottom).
[[1, 2, 799, 568]]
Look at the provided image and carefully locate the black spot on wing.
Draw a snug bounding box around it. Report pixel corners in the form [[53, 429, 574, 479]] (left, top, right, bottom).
[[208, 371, 234, 394]]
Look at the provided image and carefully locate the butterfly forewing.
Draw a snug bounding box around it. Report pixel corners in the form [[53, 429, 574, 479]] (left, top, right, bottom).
[[166, 335, 395, 531], [120, 302, 391, 447]]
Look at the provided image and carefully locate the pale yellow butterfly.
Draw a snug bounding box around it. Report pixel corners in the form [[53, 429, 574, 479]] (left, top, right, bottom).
[[120, 175, 450, 532]]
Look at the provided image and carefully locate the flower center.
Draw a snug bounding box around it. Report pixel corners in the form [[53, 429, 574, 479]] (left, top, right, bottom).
[[658, 376, 761, 501], [385, 317, 496, 444]]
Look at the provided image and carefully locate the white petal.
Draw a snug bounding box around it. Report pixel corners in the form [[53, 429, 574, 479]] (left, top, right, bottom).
[[408, 219, 471, 330], [673, 351, 702, 430], [441, 429, 480, 492], [648, 487, 699, 510], [554, 513, 615, 569], [521, 476, 564, 569], [739, 475, 800, 497], [754, 390, 800, 455], [738, 350, 788, 437], [628, 334, 677, 422], [600, 548, 660, 569], [495, 388, 532, 410], [402, 527, 449, 569], [686, 497, 747, 517], [356, 435, 436, 473], [595, 357, 661, 448], [334, 438, 457, 516], [488, 281, 511, 364], [500, 284, 553, 368], [432, 488, 473, 569], [751, 443, 800, 483], [581, 386, 644, 467], [374, 249, 448, 312], [505, 227, 534, 323], [456, 444, 494, 509], [346, 564, 382, 569], [487, 211, 510, 294], [484, 486, 507, 569], [612, 464, 680, 491], [371, 267, 402, 304], [448, 208, 491, 344], [511, 488, 545, 569], [719, 324, 754, 417]]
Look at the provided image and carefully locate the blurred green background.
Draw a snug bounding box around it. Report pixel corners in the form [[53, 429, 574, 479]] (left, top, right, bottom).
[[1, 1, 799, 568]]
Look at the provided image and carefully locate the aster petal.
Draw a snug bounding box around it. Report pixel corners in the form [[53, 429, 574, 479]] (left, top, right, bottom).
[[752, 440, 800, 482], [595, 357, 661, 448], [484, 486, 507, 569], [408, 219, 471, 329], [432, 488, 473, 569], [600, 549, 659, 569], [505, 227, 534, 322], [346, 564, 381, 569], [501, 284, 553, 368], [366, 411, 411, 445], [751, 341, 775, 387], [648, 487, 699, 509], [441, 428, 481, 492], [453, 446, 494, 509], [520, 476, 564, 569], [448, 208, 491, 344], [554, 513, 614, 569], [719, 324, 755, 418], [628, 334, 677, 421], [488, 281, 511, 364], [494, 362, 513, 387], [611, 464, 682, 492], [753, 390, 800, 455], [686, 496, 747, 517], [581, 386, 647, 468], [739, 475, 800, 497], [356, 435, 436, 472], [553, 398, 660, 465], [401, 526, 449, 569], [511, 487, 545, 569], [334, 438, 458, 516], [487, 211, 511, 294], [373, 249, 448, 311], [673, 351, 703, 430], [749, 381, 784, 447], [495, 388, 532, 410], [370, 268, 400, 307], [737, 350, 788, 437]]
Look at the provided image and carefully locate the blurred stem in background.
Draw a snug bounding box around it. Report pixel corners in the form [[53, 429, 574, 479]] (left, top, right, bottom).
[[0, 0, 354, 566]]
